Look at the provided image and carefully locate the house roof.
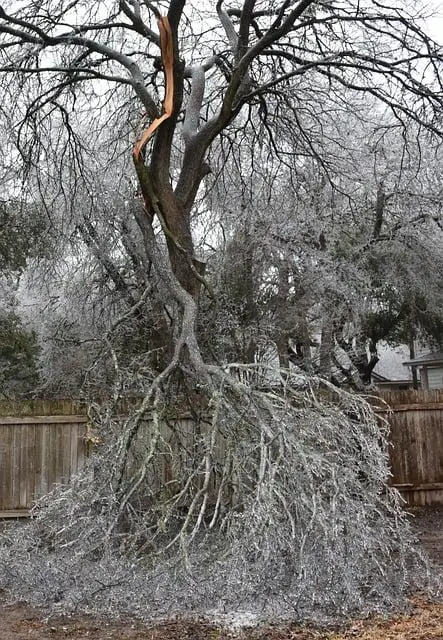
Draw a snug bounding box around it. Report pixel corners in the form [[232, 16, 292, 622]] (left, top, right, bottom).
[[372, 372, 412, 384], [373, 343, 414, 381], [403, 351, 443, 367]]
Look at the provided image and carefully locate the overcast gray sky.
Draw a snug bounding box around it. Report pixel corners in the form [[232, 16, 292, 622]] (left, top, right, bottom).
[[428, 1, 443, 42]]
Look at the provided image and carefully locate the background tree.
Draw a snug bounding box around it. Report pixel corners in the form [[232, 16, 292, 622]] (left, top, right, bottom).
[[0, 199, 49, 274], [0, 198, 51, 395], [200, 102, 443, 387], [0, 305, 40, 397]]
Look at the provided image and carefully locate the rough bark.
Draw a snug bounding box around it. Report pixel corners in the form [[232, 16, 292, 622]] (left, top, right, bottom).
[[275, 258, 291, 369]]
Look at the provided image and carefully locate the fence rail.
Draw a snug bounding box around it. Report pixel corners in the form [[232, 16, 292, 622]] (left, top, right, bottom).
[[0, 390, 442, 515]]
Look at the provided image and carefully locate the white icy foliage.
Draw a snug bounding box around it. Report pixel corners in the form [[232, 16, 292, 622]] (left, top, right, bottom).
[[0, 374, 432, 624]]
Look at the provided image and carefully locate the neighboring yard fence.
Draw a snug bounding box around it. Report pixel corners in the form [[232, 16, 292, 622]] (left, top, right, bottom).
[[0, 400, 88, 517], [0, 390, 442, 515], [375, 389, 443, 506]]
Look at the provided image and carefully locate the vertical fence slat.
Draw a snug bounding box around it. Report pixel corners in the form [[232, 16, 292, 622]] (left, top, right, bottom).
[[0, 426, 13, 511]]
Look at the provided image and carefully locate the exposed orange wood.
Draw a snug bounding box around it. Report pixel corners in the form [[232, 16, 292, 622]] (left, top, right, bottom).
[[133, 16, 174, 160]]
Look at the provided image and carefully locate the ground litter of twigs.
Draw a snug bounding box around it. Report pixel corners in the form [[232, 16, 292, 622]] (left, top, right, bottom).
[[0, 506, 441, 640]]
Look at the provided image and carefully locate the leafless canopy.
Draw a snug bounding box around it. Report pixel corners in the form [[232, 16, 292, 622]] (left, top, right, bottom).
[[1, 0, 442, 375]]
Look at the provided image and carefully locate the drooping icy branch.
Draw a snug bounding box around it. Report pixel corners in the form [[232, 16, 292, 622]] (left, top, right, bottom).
[[0, 5, 159, 119], [216, 1, 238, 54], [182, 65, 205, 143], [216, 0, 253, 104], [183, 56, 219, 78]]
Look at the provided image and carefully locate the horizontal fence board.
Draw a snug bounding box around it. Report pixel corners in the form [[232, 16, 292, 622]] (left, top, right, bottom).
[[375, 403, 443, 413], [375, 389, 443, 405], [0, 509, 30, 518], [392, 482, 443, 491], [397, 489, 443, 508], [0, 416, 89, 425], [0, 399, 87, 417]]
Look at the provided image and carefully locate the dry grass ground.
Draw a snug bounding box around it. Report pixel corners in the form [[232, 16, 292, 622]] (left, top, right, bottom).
[[0, 598, 441, 640]]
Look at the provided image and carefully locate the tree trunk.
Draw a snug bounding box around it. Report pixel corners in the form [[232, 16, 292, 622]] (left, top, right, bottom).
[[275, 258, 290, 369], [409, 336, 419, 390], [319, 323, 333, 379]]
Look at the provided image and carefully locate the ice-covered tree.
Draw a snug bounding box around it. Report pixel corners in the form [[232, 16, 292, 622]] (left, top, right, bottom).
[[0, 0, 441, 623]]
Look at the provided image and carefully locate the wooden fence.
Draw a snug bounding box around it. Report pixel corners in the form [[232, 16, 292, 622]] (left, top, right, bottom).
[[0, 400, 89, 517], [375, 389, 443, 506], [0, 390, 442, 515]]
